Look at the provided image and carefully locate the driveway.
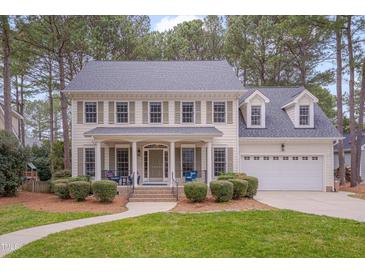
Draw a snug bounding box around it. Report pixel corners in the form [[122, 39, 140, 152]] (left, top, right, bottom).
[[256, 191, 365, 222]]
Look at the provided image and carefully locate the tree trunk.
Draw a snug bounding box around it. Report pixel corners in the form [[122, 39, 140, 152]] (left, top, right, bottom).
[[335, 16, 346, 185], [20, 75, 25, 146], [347, 16, 357, 187], [356, 61, 365, 183], [1, 16, 12, 133], [48, 59, 54, 145], [58, 50, 71, 170]]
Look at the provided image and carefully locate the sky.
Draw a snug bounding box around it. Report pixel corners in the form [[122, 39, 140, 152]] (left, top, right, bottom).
[[150, 15, 204, 32]]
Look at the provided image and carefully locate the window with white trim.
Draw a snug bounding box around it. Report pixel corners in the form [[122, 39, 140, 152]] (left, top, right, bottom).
[[182, 102, 194, 123], [149, 102, 162, 123], [251, 105, 261, 126], [213, 102, 226, 123], [85, 148, 95, 176], [116, 102, 128, 123], [299, 105, 310, 126], [182, 148, 194, 174], [116, 148, 129, 176], [85, 102, 97, 123], [214, 148, 226, 176]]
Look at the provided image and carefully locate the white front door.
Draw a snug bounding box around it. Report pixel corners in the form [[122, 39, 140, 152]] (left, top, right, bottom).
[[241, 155, 323, 191]]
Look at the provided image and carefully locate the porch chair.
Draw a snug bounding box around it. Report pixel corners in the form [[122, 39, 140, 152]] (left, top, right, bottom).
[[184, 171, 193, 183], [105, 170, 121, 184]]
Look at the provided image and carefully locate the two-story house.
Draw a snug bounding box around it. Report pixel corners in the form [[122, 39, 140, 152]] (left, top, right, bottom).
[[0, 100, 23, 140], [64, 61, 341, 193]]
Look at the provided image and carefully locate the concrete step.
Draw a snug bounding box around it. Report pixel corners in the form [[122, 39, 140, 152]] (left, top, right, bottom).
[[129, 197, 177, 202], [136, 187, 171, 190], [132, 193, 175, 199], [133, 189, 173, 194]]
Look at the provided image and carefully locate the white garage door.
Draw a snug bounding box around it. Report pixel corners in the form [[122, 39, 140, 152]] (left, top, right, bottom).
[[240, 155, 323, 191]]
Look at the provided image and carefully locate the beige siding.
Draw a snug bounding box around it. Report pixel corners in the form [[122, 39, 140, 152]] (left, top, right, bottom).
[[286, 105, 295, 124], [239, 140, 334, 191]]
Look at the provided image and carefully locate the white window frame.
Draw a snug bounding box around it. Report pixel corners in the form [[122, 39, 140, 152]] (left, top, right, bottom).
[[181, 101, 195, 124], [180, 144, 196, 177], [84, 147, 96, 177], [213, 101, 226, 124], [84, 101, 97, 124], [250, 105, 262, 126], [213, 147, 227, 177], [299, 105, 310, 126], [115, 101, 129, 124], [115, 146, 130, 177], [148, 101, 163, 124]]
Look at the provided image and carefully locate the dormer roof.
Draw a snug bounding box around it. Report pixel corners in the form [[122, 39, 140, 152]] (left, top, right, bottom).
[[241, 89, 270, 104], [281, 89, 319, 109]]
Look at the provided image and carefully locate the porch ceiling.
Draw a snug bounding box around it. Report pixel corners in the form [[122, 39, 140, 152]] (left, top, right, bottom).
[[84, 126, 223, 141]]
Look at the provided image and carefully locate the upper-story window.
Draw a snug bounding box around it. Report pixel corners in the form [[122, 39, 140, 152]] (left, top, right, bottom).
[[116, 102, 128, 123], [251, 105, 261, 126], [299, 105, 310, 126], [149, 102, 162, 123], [213, 102, 226, 123], [85, 102, 97, 123], [182, 102, 194, 123]]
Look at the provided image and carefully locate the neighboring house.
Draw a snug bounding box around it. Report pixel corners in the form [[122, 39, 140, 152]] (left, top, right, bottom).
[[334, 133, 365, 180], [0, 100, 23, 140], [64, 60, 341, 192]]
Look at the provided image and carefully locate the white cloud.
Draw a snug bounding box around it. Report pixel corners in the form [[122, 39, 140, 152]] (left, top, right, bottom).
[[154, 15, 203, 32]]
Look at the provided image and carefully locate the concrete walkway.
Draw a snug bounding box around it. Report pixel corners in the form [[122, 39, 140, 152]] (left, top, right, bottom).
[[0, 202, 176, 257], [256, 191, 365, 222]]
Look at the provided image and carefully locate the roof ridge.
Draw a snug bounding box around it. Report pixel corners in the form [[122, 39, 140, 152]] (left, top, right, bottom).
[[89, 60, 228, 63]]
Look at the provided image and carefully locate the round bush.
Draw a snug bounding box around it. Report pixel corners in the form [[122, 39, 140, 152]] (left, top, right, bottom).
[[68, 176, 90, 182], [234, 173, 247, 179], [68, 181, 91, 202], [217, 174, 235, 181], [53, 169, 71, 179], [92, 180, 117, 202], [184, 182, 208, 202], [228, 179, 248, 199], [54, 183, 70, 199], [243, 176, 259, 198], [50, 178, 69, 193], [210, 180, 233, 202]]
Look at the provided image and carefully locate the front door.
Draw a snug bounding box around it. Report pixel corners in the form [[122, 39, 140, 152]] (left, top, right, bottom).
[[149, 150, 163, 180]]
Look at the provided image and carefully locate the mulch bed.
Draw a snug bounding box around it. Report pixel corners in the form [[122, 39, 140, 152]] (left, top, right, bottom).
[[0, 191, 127, 214], [171, 196, 273, 213], [339, 183, 365, 194]]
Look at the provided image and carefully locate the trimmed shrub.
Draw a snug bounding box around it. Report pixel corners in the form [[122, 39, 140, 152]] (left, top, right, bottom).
[[92, 180, 117, 202], [68, 181, 91, 202], [243, 176, 259, 198], [0, 130, 28, 197], [228, 179, 248, 199], [210, 180, 233, 202], [50, 178, 69, 193], [234, 173, 247, 179], [184, 182, 208, 202], [68, 176, 90, 182], [54, 183, 70, 199], [53, 169, 71, 179], [217, 174, 235, 181]]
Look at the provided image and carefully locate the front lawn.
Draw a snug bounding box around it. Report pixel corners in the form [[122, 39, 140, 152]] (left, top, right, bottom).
[[8, 210, 365, 257], [0, 204, 101, 235]]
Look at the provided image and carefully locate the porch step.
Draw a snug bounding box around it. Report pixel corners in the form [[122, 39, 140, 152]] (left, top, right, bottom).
[[129, 186, 176, 202]]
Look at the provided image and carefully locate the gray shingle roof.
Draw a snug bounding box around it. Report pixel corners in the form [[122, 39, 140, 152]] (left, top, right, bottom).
[[239, 87, 342, 138], [334, 133, 365, 152], [84, 126, 223, 137], [65, 60, 243, 91]]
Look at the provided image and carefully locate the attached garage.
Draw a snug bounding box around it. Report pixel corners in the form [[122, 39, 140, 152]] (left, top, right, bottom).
[[240, 155, 324, 191]]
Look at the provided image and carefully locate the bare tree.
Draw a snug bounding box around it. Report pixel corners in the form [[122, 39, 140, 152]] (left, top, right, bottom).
[[335, 16, 346, 185], [1, 16, 12, 133]]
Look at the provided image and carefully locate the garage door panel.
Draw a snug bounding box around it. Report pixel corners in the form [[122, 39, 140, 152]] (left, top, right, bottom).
[[241, 155, 323, 191]]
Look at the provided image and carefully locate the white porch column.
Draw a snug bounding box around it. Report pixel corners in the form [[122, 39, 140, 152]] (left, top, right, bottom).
[[132, 141, 138, 187], [95, 141, 102, 180], [170, 141, 176, 186], [207, 141, 212, 186]]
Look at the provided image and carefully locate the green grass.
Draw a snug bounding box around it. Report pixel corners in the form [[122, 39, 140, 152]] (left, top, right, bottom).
[[0, 204, 102, 235], [7, 210, 365, 258]]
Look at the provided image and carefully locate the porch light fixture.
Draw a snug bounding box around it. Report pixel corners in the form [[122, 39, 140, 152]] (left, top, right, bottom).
[[281, 144, 285, 152], [137, 149, 141, 157]]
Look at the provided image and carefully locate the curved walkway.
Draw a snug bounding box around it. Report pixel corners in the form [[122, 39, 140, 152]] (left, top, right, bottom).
[[256, 191, 365, 222], [0, 202, 176, 257]]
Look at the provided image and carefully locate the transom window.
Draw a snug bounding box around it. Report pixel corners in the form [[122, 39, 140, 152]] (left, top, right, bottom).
[[116, 102, 128, 123], [251, 105, 261, 126], [85, 102, 97, 123], [182, 148, 195, 174], [213, 102, 226, 123], [299, 105, 310, 126], [214, 148, 226, 176], [116, 148, 129, 176], [182, 102, 194, 123], [149, 102, 162, 123], [85, 148, 95, 176]]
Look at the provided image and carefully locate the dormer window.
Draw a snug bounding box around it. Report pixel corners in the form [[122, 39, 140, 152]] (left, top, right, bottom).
[[251, 105, 261, 126], [299, 105, 310, 126]]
